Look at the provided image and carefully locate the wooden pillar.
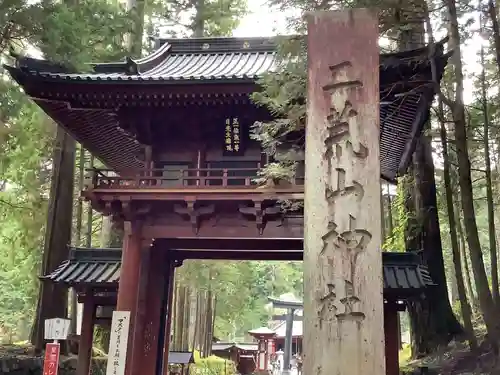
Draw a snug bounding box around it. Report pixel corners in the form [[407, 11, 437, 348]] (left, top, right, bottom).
[[129, 243, 153, 375], [384, 302, 400, 375], [116, 221, 143, 375], [162, 259, 176, 375], [76, 292, 95, 375], [304, 9, 384, 375], [137, 248, 167, 375]]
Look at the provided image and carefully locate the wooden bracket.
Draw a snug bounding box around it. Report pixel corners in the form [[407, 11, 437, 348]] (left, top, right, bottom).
[[238, 201, 282, 235], [173, 201, 215, 234]]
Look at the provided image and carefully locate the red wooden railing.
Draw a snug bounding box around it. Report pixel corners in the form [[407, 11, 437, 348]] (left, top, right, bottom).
[[85, 168, 305, 189]]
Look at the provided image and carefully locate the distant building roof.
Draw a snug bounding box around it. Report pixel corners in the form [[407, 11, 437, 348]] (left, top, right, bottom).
[[168, 351, 194, 364], [212, 343, 258, 352], [248, 327, 276, 336], [274, 320, 302, 338]]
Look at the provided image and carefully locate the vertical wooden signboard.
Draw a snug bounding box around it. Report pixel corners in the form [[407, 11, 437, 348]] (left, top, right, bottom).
[[106, 311, 131, 375], [303, 9, 385, 375]]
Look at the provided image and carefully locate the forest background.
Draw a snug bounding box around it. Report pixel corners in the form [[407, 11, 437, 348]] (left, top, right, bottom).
[[2, 0, 500, 366]]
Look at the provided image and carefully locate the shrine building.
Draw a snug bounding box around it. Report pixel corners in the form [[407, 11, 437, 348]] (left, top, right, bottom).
[[5, 35, 449, 375]]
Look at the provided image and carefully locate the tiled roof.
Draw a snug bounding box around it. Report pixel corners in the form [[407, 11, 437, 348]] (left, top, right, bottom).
[[168, 351, 194, 364], [5, 36, 450, 181], [45, 248, 121, 285], [212, 343, 258, 352], [43, 248, 434, 297], [9, 37, 278, 83], [8, 36, 446, 84]]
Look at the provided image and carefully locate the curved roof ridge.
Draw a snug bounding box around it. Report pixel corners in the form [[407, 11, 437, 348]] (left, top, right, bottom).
[[92, 42, 172, 75], [134, 42, 172, 73], [155, 36, 278, 54]]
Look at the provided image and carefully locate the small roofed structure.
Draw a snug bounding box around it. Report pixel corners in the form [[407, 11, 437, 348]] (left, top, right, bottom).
[[168, 351, 194, 375], [248, 327, 276, 373], [247, 327, 276, 336], [211, 343, 257, 374]]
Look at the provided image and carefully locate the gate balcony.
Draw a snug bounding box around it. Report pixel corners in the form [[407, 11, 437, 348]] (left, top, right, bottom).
[[83, 167, 305, 225], [85, 167, 304, 191]]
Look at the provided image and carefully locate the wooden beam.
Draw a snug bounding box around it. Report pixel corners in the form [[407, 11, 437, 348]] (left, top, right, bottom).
[[76, 293, 95, 375], [116, 221, 143, 375], [384, 302, 400, 375], [169, 249, 302, 261], [78, 295, 117, 306], [153, 238, 303, 251], [304, 9, 384, 375]]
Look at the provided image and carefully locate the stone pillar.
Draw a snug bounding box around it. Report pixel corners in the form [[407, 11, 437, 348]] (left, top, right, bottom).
[[116, 221, 143, 375], [303, 9, 384, 375]]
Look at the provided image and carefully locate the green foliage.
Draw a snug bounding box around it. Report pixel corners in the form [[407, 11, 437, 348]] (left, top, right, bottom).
[[250, 37, 306, 181], [0, 0, 134, 343], [159, 0, 247, 37], [191, 351, 236, 375], [0, 102, 54, 341], [177, 260, 302, 339], [39, 0, 132, 69], [383, 177, 413, 252]]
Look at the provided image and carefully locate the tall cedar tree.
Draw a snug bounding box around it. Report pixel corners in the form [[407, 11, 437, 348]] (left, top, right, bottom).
[[402, 5, 462, 355], [445, 0, 500, 344]]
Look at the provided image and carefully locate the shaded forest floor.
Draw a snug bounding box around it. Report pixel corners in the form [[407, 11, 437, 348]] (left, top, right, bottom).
[[400, 325, 500, 374]]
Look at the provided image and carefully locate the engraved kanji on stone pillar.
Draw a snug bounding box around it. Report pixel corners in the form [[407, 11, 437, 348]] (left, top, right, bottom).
[[317, 61, 372, 324]]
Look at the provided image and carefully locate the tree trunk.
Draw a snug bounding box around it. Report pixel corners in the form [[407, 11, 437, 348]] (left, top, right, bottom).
[[479, 32, 500, 306], [182, 286, 190, 351], [458, 213, 478, 307], [205, 290, 214, 357], [403, 8, 463, 354], [192, 292, 201, 351], [386, 182, 394, 236], [407, 135, 463, 355], [31, 127, 76, 352], [126, 0, 146, 58], [446, 0, 500, 343], [487, 0, 500, 77], [192, 0, 205, 37], [438, 98, 476, 350]]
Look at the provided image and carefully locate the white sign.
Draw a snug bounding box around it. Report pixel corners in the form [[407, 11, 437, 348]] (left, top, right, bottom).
[[44, 318, 71, 340], [106, 311, 131, 375]]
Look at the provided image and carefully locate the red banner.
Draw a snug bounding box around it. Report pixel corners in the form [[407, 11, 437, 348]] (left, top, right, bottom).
[[43, 342, 60, 375]]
